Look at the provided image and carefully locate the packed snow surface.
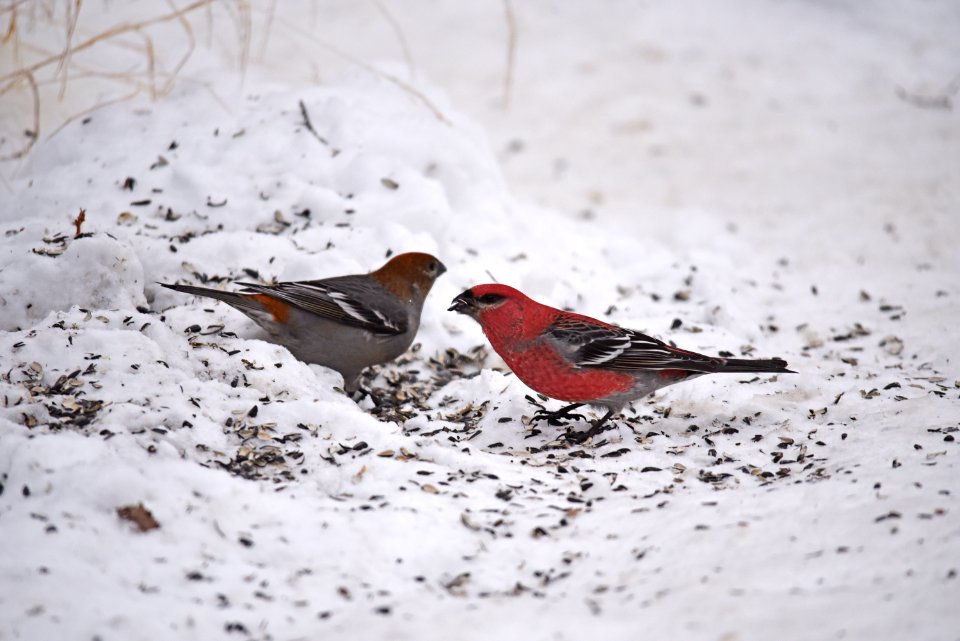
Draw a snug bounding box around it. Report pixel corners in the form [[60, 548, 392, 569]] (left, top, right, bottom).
[[1, 2, 958, 640]]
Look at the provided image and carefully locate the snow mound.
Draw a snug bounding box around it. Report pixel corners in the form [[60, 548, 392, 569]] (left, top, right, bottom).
[[1, 67, 957, 641]]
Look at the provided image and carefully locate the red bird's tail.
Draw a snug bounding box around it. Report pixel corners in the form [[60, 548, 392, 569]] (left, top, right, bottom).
[[716, 357, 795, 374]]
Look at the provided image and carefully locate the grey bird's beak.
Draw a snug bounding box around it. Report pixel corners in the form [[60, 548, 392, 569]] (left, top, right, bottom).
[[448, 290, 475, 314]]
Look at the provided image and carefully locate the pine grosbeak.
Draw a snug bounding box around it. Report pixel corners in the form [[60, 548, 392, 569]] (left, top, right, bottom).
[[161, 252, 446, 392], [450, 284, 793, 439]]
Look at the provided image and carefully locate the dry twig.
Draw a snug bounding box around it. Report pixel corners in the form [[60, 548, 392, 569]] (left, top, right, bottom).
[[0, 70, 39, 160], [502, 0, 517, 110], [298, 99, 329, 146], [372, 0, 415, 80], [73, 208, 86, 238], [273, 13, 450, 125]]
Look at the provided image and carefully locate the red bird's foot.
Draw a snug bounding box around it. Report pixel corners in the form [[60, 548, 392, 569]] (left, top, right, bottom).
[[561, 408, 616, 444], [532, 402, 587, 426]]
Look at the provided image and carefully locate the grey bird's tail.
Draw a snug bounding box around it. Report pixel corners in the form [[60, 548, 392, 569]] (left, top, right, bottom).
[[159, 282, 260, 313], [716, 357, 795, 374]]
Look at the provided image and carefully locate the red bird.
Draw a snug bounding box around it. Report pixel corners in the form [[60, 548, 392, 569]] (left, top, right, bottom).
[[449, 284, 794, 440]]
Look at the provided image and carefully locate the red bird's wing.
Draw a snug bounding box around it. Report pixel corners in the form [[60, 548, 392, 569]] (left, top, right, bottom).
[[546, 317, 722, 373], [236, 276, 408, 335]]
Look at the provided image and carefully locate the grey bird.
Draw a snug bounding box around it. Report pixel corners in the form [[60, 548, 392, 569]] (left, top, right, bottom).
[[160, 252, 446, 392]]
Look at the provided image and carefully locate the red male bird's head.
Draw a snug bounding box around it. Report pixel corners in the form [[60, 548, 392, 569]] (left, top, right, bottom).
[[449, 284, 554, 339]]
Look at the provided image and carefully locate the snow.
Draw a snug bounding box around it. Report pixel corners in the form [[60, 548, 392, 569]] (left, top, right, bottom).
[[1, 2, 959, 640]]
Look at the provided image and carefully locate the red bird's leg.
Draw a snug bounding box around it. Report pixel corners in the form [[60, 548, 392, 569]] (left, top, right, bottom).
[[532, 402, 587, 426], [563, 408, 616, 444]]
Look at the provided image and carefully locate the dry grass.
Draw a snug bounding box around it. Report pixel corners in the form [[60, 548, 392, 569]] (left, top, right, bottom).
[[371, 0, 415, 81], [0, 0, 250, 160], [0, 1, 522, 162], [265, 9, 451, 124]]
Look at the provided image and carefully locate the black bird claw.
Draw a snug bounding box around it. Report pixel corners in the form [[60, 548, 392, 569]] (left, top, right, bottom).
[[531, 403, 587, 426], [561, 422, 605, 444], [560, 408, 617, 445], [532, 410, 586, 426]]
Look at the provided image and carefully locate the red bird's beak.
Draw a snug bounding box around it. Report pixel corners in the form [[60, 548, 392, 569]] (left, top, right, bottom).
[[448, 291, 476, 315]]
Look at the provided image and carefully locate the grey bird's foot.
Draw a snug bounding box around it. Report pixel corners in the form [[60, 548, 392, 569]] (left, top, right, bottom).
[[350, 385, 380, 406]]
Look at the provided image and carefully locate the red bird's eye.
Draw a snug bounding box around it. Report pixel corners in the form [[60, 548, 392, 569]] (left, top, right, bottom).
[[479, 293, 504, 305]]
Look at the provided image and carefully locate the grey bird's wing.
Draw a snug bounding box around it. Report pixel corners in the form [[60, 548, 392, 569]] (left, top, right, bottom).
[[236, 275, 409, 336]]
